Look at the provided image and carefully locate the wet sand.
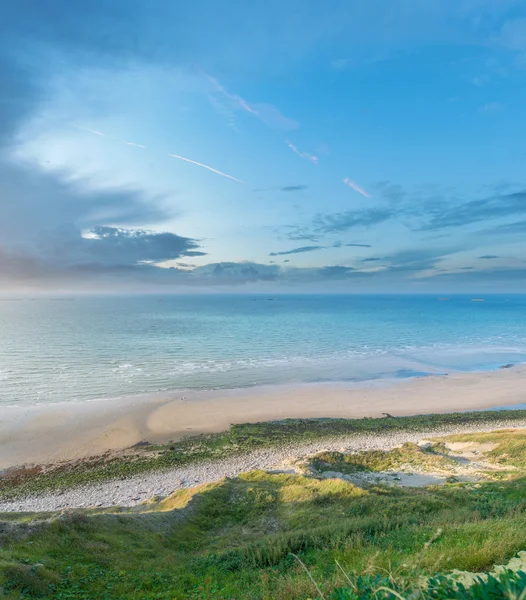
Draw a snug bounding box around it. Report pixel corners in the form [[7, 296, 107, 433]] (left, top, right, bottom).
[[1, 366, 525, 469]]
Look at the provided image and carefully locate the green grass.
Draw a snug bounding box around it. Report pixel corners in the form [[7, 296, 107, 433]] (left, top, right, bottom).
[[308, 442, 457, 475], [2, 409, 526, 500], [1, 427, 526, 599]]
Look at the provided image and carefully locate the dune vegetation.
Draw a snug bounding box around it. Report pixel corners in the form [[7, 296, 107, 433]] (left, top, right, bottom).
[[1, 420, 526, 598]]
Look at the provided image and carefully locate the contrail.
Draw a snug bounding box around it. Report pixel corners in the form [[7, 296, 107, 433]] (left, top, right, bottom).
[[72, 124, 105, 136], [343, 178, 370, 198], [70, 121, 244, 183], [167, 153, 244, 183], [286, 140, 318, 165]]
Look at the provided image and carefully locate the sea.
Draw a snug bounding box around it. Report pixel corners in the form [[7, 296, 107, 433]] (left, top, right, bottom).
[[1, 294, 526, 407]]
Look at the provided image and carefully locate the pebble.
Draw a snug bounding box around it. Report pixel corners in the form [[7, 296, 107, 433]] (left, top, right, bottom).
[[1, 418, 525, 513]]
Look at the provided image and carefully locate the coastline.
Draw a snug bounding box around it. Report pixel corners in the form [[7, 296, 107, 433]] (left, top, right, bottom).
[[1, 365, 526, 469]]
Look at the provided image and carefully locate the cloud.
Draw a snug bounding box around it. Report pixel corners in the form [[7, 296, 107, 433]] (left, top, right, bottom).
[[343, 178, 370, 198], [480, 220, 526, 237], [167, 153, 244, 183], [269, 245, 325, 256], [281, 185, 308, 192], [478, 254, 499, 259], [313, 207, 394, 233], [479, 101, 505, 114], [206, 73, 299, 131], [377, 247, 458, 273], [191, 262, 279, 283], [497, 17, 526, 62], [82, 226, 205, 264], [420, 190, 526, 231], [269, 241, 372, 256], [317, 266, 355, 278], [361, 257, 381, 262], [371, 181, 406, 203], [332, 241, 372, 248], [286, 141, 318, 164], [0, 223, 206, 290]]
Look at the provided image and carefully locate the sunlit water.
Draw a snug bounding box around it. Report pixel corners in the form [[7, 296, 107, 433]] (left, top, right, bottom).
[[1, 294, 525, 406]]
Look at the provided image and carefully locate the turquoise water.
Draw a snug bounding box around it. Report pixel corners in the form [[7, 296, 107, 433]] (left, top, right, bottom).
[[0, 294, 525, 406]]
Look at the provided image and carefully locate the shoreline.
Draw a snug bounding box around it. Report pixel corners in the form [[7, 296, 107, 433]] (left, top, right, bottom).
[[1, 365, 526, 469]]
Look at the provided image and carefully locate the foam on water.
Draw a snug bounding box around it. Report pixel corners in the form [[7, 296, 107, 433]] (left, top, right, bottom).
[[0, 294, 525, 405]]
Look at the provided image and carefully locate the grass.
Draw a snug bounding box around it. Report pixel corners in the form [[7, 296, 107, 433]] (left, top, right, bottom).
[[440, 429, 526, 469], [308, 442, 457, 475], [1, 427, 526, 599], [2, 409, 526, 500]]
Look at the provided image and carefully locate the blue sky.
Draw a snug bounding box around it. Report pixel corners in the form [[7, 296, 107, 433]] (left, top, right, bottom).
[[1, 0, 526, 292]]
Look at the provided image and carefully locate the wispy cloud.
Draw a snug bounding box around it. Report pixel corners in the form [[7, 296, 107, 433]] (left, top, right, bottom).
[[205, 73, 259, 117], [479, 254, 499, 259], [269, 241, 372, 256], [286, 140, 318, 164], [332, 241, 372, 249], [269, 245, 324, 256], [126, 142, 146, 148], [313, 207, 393, 233], [420, 190, 526, 231], [167, 153, 244, 183], [343, 178, 370, 198], [206, 73, 298, 131], [479, 101, 505, 114], [281, 185, 308, 192]]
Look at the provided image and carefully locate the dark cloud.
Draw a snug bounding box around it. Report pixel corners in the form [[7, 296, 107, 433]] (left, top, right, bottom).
[[0, 224, 203, 286], [361, 257, 381, 262], [269, 245, 324, 256], [478, 254, 499, 259], [281, 185, 308, 192], [83, 227, 205, 264], [317, 266, 355, 278]]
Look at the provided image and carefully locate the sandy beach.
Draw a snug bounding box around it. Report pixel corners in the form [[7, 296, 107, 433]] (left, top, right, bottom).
[[0, 366, 525, 470]]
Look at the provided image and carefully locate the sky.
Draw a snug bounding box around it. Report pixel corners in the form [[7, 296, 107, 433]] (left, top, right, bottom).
[[1, 0, 526, 293]]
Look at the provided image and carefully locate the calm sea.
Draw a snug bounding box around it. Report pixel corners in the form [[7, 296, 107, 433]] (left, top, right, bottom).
[[1, 294, 525, 406]]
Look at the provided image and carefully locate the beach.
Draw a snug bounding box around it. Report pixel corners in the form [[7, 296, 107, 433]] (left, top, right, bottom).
[[1, 365, 525, 470]]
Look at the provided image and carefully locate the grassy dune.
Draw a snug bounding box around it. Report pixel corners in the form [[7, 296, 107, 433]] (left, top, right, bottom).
[[1, 422, 526, 598]]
